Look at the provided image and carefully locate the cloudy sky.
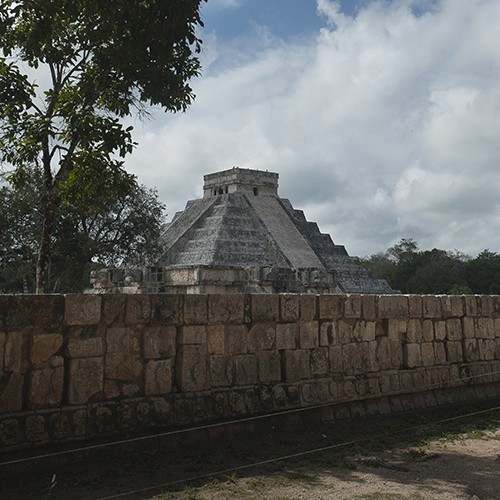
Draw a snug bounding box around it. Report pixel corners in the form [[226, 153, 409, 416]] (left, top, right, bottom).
[[125, 0, 500, 258]]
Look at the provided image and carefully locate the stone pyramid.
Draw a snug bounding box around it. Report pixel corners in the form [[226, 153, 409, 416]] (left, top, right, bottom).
[[147, 167, 393, 294]]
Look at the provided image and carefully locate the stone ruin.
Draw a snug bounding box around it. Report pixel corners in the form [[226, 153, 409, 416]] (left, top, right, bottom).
[[91, 167, 393, 294]]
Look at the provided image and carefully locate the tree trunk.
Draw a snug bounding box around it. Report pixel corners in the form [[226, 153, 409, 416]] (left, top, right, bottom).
[[35, 191, 57, 294]]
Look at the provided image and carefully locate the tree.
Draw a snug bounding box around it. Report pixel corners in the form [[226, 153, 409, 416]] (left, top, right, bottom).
[[465, 250, 500, 294], [0, 167, 166, 293], [0, 0, 205, 292]]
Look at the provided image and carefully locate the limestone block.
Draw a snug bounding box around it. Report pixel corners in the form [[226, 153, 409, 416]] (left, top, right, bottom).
[[67, 337, 104, 358], [105, 353, 142, 381], [320, 322, 336, 346], [363, 321, 376, 342], [31, 334, 63, 364], [207, 325, 225, 355], [258, 350, 281, 382], [29, 366, 64, 407], [68, 357, 103, 405], [177, 345, 208, 392], [376, 337, 392, 370], [299, 294, 317, 320], [362, 295, 376, 320], [179, 325, 206, 345], [378, 295, 408, 318], [434, 321, 446, 341], [251, 294, 279, 322], [496, 319, 500, 338], [0, 372, 24, 412], [496, 339, 500, 359], [248, 323, 276, 351], [478, 339, 496, 361], [378, 375, 391, 393], [388, 319, 406, 340], [342, 343, 364, 375], [102, 295, 126, 325], [408, 295, 423, 318], [0, 332, 4, 371], [367, 341, 378, 372], [65, 295, 101, 326], [142, 326, 176, 358], [184, 295, 208, 324], [343, 380, 356, 398], [404, 319, 420, 343], [344, 295, 362, 318], [463, 317, 475, 338], [150, 295, 182, 324], [25, 414, 49, 445], [446, 341, 463, 363], [421, 343, 435, 366], [446, 319, 462, 341], [208, 295, 246, 324], [145, 359, 172, 395], [329, 345, 342, 373], [422, 320, 434, 342], [337, 319, 354, 344], [299, 321, 319, 349], [106, 327, 136, 354], [464, 339, 480, 362], [226, 324, 248, 354], [477, 318, 495, 339], [4, 332, 22, 372], [209, 355, 233, 386], [310, 347, 329, 376], [390, 340, 403, 368], [234, 354, 258, 386], [450, 296, 465, 317], [319, 294, 343, 319], [422, 296, 442, 319], [125, 295, 151, 325], [280, 294, 299, 322], [465, 296, 479, 316], [276, 323, 297, 350], [282, 349, 310, 381], [434, 343, 447, 365], [300, 383, 316, 406], [404, 343, 421, 368]]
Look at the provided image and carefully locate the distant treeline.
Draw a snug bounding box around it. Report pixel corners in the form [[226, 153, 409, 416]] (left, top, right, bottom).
[[361, 238, 500, 295]]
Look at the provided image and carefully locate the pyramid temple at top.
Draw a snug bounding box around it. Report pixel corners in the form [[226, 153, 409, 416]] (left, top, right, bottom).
[[91, 167, 393, 294]]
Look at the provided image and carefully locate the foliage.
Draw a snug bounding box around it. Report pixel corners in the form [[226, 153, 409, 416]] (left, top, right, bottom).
[[0, 168, 165, 293], [362, 238, 500, 294], [0, 0, 205, 292]]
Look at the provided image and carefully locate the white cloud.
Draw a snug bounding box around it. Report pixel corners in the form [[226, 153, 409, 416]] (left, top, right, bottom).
[[126, 0, 500, 257]]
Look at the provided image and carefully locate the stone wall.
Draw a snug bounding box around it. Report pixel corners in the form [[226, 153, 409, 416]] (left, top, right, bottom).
[[1, 294, 499, 452]]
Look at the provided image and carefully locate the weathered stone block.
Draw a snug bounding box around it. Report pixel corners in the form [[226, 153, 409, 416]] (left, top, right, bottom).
[[310, 347, 329, 376], [65, 295, 101, 326], [446, 341, 463, 363], [406, 319, 422, 343], [495, 319, 500, 338], [344, 295, 362, 318], [258, 350, 281, 382], [143, 326, 176, 358], [299, 321, 319, 348], [184, 295, 208, 324], [434, 321, 446, 341], [25, 415, 48, 445], [145, 359, 172, 395], [102, 295, 126, 326], [408, 295, 423, 318], [207, 325, 225, 355], [446, 319, 462, 341], [234, 354, 258, 385], [366, 341, 378, 372], [177, 345, 208, 392], [337, 319, 354, 344], [362, 295, 376, 320], [29, 366, 64, 407], [376, 337, 391, 370], [463, 317, 475, 338], [477, 318, 495, 339], [319, 294, 343, 319], [388, 319, 406, 340], [422, 296, 442, 318], [363, 321, 376, 342], [465, 296, 479, 316], [4, 331, 23, 372], [248, 323, 275, 351], [276, 323, 297, 350], [209, 295, 246, 324], [342, 343, 364, 375], [68, 357, 103, 405], [421, 343, 435, 366], [422, 320, 434, 342], [125, 295, 151, 325], [209, 355, 233, 387], [251, 294, 279, 322], [226, 324, 248, 354], [464, 339, 480, 362], [0, 332, 4, 372], [105, 353, 142, 381], [299, 294, 317, 320], [282, 350, 310, 381], [434, 343, 447, 364], [32, 334, 63, 364], [106, 327, 135, 354], [390, 340, 403, 368], [328, 345, 342, 373], [378, 295, 408, 318], [320, 321, 336, 345], [450, 296, 465, 317], [67, 337, 104, 358], [280, 294, 299, 322], [0, 372, 24, 412], [300, 383, 317, 406], [179, 325, 206, 345], [478, 339, 496, 360], [150, 295, 182, 324]]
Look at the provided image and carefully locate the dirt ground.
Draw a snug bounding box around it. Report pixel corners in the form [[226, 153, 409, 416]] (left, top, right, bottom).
[[1, 402, 499, 500]]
